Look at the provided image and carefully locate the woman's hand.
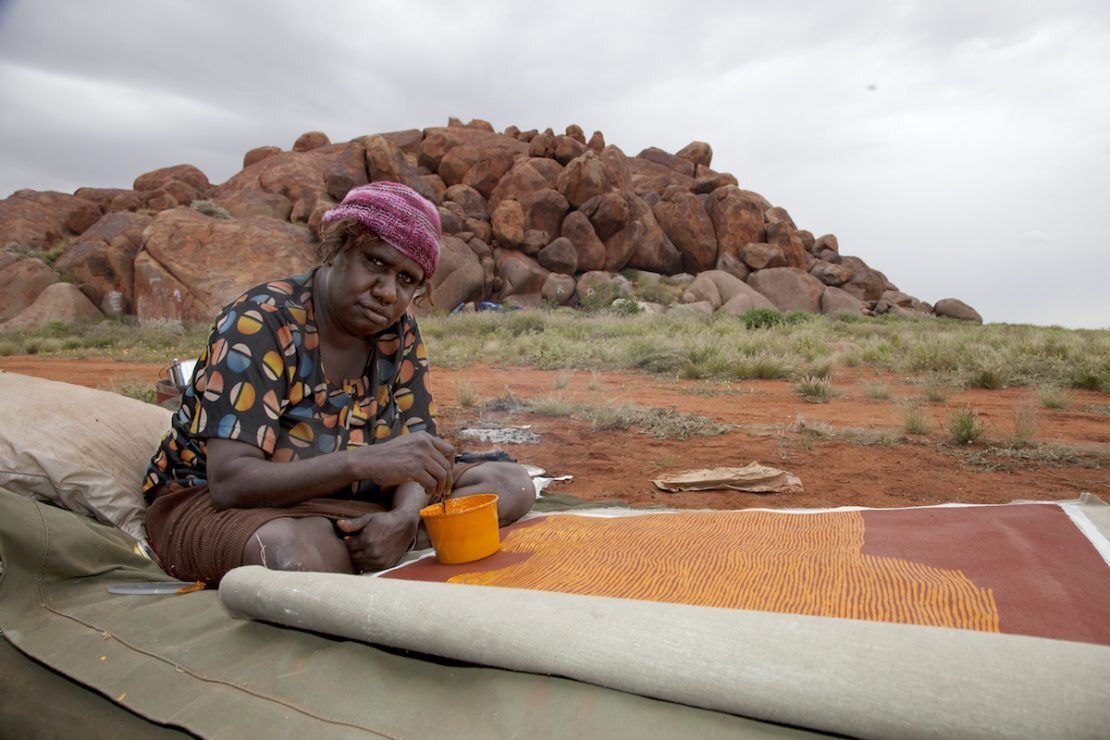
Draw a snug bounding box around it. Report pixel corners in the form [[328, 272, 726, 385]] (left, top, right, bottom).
[[336, 508, 421, 572], [350, 431, 455, 501]]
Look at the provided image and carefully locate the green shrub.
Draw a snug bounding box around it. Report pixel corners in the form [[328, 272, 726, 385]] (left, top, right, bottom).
[[784, 310, 814, 325], [1070, 363, 1107, 392], [190, 199, 233, 219], [947, 407, 986, 445], [610, 297, 642, 316], [740, 308, 784, 330]]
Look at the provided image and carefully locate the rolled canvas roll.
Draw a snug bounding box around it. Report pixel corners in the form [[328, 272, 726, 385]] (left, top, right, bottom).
[[220, 565, 1109, 739]]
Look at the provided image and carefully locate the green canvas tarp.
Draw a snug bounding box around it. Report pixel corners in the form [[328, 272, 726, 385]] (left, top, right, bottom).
[[0, 487, 813, 738]]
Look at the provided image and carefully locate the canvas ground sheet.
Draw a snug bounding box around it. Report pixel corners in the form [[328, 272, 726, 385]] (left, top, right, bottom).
[[220, 497, 1110, 738], [0, 487, 812, 739], [382, 499, 1110, 646]]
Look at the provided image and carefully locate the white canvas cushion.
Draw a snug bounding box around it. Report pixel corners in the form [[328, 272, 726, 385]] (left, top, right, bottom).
[[0, 371, 171, 540]]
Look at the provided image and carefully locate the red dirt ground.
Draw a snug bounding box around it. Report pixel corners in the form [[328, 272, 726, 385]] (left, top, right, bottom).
[[2, 356, 1107, 510]]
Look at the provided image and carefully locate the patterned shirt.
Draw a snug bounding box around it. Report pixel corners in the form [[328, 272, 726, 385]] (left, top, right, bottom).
[[143, 268, 436, 503]]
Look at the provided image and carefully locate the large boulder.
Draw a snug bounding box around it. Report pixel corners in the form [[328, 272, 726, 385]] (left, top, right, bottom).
[[243, 146, 282, 169], [764, 221, 807, 269], [537, 237, 578, 275], [490, 199, 525, 247], [636, 147, 695, 178], [556, 150, 618, 208], [553, 135, 588, 166], [418, 126, 527, 179], [598, 145, 631, 191], [428, 236, 485, 311], [292, 131, 331, 152], [437, 144, 482, 187], [0, 190, 102, 250], [0, 252, 58, 321], [626, 156, 693, 195], [706, 186, 766, 256], [809, 261, 853, 286], [738, 242, 786, 270], [933, 298, 983, 323], [0, 282, 102, 330], [527, 157, 564, 189], [527, 189, 569, 236], [462, 149, 516, 199], [216, 145, 342, 223], [747, 267, 826, 313], [838, 256, 886, 302], [559, 210, 606, 272], [488, 160, 550, 213], [820, 286, 866, 315], [53, 211, 152, 314], [134, 207, 316, 323], [675, 141, 713, 169], [74, 187, 132, 212], [719, 289, 777, 316], [444, 184, 489, 222], [324, 141, 369, 201], [652, 188, 718, 273], [623, 196, 681, 275], [598, 193, 678, 273], [692, 171, 738, 194], [541, 273, 576, 305], [133, 164, 212, 196], [494, 249, 550, 299], [683, 270, 773, 312], [579, 192, 630, 241]]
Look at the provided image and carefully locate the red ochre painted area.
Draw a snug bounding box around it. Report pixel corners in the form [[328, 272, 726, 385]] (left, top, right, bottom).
[[385, 505, 1110, 646], [860, 504, 1110, 646]]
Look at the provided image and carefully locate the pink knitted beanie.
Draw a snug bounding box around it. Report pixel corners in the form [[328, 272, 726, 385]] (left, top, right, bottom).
[[322, 182, 442, 278]]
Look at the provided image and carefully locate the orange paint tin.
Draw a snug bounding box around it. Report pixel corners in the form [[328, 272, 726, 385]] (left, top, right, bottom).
[[419, 493, 501, 564]]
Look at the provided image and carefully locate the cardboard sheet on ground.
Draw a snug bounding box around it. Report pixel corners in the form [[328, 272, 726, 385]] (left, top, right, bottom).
[[219, 496, 1110, 738], [653, 462, 803, 493]]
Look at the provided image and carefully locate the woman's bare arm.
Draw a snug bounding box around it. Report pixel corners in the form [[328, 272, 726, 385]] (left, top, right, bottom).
[[206, 432, 454, 510]]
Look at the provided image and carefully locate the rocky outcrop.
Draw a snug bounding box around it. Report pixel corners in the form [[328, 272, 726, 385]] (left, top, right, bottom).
[[0, 118, 971, 325], [0, 252, 59, 321], [134, 207, 316, 323], [53, 211, 152, 315], [0, 282, 102, 330], [0, 190, 102, 249]]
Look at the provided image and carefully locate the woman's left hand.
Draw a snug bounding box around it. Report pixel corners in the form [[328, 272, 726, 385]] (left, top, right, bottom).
[[336, 509, 420, 571]]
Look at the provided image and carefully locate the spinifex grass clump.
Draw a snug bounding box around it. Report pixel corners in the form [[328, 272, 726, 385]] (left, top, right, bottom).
[[862, 382, 891, 400], [794, 376, 836, 403], [947, 407, 987, 445], [901, 400, 931, 435], [1008, 403, 1039, 447], [1037, 385, 1070, 409]]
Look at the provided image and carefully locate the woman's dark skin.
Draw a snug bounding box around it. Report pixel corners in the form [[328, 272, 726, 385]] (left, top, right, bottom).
[[206, 234, 534, 574]]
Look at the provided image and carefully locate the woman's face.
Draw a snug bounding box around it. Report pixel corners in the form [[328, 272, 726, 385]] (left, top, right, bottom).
[[324, 234, 425, 338]]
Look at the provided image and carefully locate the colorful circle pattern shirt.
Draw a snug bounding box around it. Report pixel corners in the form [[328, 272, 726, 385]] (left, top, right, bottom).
[[143, 268, 436, 503]]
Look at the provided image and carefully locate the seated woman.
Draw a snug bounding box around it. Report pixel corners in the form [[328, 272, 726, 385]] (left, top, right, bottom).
[[143, 182, 534, 584]]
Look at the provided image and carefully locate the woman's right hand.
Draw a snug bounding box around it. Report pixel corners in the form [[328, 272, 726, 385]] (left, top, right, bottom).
[[351, 431, 455, 500]]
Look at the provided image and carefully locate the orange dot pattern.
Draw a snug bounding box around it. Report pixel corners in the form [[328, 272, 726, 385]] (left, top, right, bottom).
[[449, 512, 1001, 632]]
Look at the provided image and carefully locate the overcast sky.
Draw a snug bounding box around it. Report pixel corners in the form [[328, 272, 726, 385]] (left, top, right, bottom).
[[1, 0, 1107, 328]]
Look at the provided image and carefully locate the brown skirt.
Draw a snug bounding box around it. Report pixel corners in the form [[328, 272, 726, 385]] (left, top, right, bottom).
[[146, 485, 386, 585]]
